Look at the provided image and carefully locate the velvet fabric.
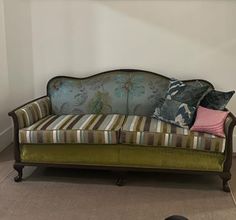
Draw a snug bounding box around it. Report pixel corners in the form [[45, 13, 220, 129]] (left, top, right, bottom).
[[20, 144, 225, 172], [152, 79, 209, 128], [21, 144, 120, 165], [200, 90, 235, 110]]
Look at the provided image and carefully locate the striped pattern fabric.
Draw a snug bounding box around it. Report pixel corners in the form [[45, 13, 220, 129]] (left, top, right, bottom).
[[15, 97, 51, 129], [190, 106, 229, 138], [120, 115, 226, 153], [19, 114, 126, 144]]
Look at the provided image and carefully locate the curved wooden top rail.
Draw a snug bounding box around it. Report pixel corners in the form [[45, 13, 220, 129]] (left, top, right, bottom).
[[46, 68, 214, 95]]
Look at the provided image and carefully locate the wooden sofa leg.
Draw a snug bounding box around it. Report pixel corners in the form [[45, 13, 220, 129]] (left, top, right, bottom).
[[114, 172, 126, 186], [13, 164, 24, 182], [116, 177, 125, 186], [220, 172, 231, 192]]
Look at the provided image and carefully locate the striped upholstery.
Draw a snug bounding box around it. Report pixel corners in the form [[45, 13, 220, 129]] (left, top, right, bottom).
[[19, 114, 126, 144], [15, 97, 51, 129], [120, 115, 226, 153]]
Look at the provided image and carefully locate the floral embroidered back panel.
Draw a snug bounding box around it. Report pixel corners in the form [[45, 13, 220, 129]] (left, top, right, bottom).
[[47, 70, 213, 116]]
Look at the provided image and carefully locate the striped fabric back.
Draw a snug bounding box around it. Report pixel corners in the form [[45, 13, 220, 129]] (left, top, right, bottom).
[[15, 97, 51, 129]]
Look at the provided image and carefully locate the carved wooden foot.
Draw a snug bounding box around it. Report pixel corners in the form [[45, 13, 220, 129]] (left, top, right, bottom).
[[116, 177, 125, 186], [223, 180, 230, 192], [13, 164, 24, 182], [220, 172, 231, 192], [114, 171, 126, 186]]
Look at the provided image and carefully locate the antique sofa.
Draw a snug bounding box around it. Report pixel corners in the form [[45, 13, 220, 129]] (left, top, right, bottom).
[[8, 69, 236, 191]]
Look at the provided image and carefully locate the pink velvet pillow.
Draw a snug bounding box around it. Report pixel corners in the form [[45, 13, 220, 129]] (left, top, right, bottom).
[[190, 106, 229, 137]]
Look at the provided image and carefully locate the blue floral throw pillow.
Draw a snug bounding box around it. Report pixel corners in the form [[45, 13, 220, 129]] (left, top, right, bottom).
[[153, 79, 209, 128]]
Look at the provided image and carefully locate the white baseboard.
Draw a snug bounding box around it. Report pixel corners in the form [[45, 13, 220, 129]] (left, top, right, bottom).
[[0, 126, 13, 152]]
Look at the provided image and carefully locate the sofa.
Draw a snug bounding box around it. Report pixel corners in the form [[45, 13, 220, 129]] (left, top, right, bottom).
[[8, 69, 236, 191]]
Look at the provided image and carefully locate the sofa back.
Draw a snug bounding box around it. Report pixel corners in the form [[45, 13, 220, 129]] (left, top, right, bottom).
[[47, 69, 214, 116]]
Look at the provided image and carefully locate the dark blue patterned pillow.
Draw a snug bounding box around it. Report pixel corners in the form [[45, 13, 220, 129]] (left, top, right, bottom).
[[200, 90, 235, 110], [153, 79, 209, 128], [166, 79, 185, 99]]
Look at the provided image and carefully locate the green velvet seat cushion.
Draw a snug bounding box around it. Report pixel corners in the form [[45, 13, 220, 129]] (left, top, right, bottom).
[[20, 144, 225, 172]]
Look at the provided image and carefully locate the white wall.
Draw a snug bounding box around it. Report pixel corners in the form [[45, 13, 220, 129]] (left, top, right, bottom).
[[30, 0, 236, 151], [31, 0, 101, 95], [4, 0, 34, 107], [0, 0, 34, 151], [31, 0, 236, 115], [0, 0, 11, 151]]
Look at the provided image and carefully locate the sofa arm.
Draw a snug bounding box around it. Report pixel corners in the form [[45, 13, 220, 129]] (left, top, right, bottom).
[[225, 113, 236, 137], [224, 112, 236, 147], [8, 96, 51, 129], [8, 96, 51, 162], [223, 112, 236, 172]]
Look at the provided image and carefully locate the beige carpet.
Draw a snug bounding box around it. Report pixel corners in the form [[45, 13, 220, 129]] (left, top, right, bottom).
[[1, 146, 236, 220]]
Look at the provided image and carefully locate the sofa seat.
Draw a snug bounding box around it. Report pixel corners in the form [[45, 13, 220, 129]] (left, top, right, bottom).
[[19, 114, 126, 144], [120, 115, 226, 153]]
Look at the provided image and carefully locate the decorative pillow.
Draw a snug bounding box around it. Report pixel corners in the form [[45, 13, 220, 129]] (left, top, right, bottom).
[[153, 99, 196, 128], [190, 106, 229, 137], [200, 90, 235, 110], [152, 79, 209, 128]]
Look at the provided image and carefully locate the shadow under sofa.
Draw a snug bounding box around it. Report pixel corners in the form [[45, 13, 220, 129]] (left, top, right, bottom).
[[8, 69, 236, 192]]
